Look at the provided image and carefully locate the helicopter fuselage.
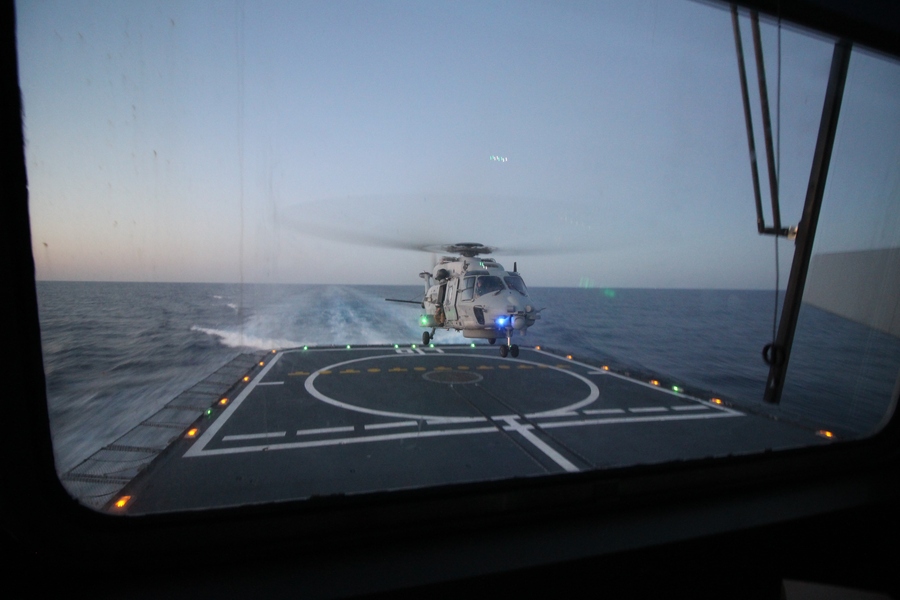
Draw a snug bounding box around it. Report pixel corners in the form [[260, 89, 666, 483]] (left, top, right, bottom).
[[419, 255, 540, 345]]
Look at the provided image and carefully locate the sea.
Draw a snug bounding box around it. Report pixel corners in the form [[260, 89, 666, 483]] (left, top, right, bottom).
[[35, 282, 900, 475]]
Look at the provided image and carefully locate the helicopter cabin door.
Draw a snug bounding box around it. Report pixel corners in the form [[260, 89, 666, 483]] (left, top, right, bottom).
[[443, 279, 458, 322]]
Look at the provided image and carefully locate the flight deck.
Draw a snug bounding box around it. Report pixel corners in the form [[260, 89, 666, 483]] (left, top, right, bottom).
[[90, 345, 827, 515]]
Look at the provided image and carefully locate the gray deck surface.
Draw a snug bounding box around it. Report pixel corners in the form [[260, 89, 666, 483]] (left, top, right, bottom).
[[119, 346, 823, 514]]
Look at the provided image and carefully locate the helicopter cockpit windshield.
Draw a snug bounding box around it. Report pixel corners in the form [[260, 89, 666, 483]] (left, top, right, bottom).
[[474, 275, 505, 297], [504, 276, 527, 295]]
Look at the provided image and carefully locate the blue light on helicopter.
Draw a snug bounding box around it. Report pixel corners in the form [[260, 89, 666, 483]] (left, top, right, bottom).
[[495, 315, 510, 328]]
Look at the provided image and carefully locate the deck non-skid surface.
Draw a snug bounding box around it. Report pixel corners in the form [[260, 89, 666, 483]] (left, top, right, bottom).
[[124, 346, 821, 513]]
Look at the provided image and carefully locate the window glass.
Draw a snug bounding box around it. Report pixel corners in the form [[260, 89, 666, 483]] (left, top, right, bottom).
[[16, 0, 899, 514], [461, 276, 475, 300], [779, 48, 900, 437], [505, 276, 528, 295], [474, 276, 505, 297]]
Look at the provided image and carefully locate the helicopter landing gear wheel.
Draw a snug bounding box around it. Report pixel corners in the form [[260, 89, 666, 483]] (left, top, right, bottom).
[[488, 338, 496, 345], [499, 345, 509, 358], [510, 344, 519, 358], [422, 331, 431, 345]]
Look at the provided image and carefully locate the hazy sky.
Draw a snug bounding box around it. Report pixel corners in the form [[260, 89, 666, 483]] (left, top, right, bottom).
[[16, 0, 900, 287]]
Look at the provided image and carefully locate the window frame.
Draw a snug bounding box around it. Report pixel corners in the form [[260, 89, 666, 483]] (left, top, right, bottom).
[[3, 0, 900, 595]]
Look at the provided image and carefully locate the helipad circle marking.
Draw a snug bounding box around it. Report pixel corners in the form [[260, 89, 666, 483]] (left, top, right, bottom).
[[303, 353, 600, 422]]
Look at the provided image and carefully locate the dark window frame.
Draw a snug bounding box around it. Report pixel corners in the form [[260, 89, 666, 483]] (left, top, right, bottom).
[[3, 0, 900, 596]]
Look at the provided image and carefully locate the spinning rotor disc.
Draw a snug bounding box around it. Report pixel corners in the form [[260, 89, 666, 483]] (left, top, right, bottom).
[[422, 243, 497, 257]]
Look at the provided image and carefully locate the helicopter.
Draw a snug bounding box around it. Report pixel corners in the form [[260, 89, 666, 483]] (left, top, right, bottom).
[[387, 243, 541, 358]]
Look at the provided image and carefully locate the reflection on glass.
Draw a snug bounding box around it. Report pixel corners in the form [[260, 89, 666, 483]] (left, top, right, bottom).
[[15, 1, 899, 513], [781, 48, 900, 436]]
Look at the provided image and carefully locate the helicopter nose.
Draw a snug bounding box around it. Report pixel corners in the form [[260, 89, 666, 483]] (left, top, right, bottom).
[[505, 292, 524, 311]]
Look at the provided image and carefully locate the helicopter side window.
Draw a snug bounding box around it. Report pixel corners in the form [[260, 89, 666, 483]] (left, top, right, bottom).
[[474, 276, 504, 298], [460, 276, 476, 301], [504, 275, 527, 295]]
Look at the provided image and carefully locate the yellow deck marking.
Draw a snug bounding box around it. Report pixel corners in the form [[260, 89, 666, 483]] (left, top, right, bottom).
[[288, 371, 310, 376]]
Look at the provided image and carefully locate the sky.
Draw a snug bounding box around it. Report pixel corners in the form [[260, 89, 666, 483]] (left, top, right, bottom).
[[16, 0, 900, 287]]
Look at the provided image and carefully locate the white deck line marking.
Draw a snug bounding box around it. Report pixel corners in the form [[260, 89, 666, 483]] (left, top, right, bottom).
[[629, 407, 668, 413], [498, 417, 580, 473], [184, 352, 284, 457], [187, 349, 743, 460], [532, 412, 579, 418], [701, 401, 743, 416], [191, 409, 745, 459], [296, 426, 355, 436], [425, 416, 488, 425], [305, 353, 599, 421], [672, 405, 709, 411], [222, 431, 286, 441], [537, 411, 743, 430], [192, 426, 500, 456], [365, 421, 418, 430], [257, 381, 285, 386], [583, 408, 626, 415]]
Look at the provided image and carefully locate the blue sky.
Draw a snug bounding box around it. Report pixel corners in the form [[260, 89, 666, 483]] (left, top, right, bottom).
[[17, 0, 900, 287]]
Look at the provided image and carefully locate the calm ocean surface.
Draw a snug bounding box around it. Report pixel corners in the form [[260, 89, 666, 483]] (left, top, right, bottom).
[[35, 282, 900, 474]]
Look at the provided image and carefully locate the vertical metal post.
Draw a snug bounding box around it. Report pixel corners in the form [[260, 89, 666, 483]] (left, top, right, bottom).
[[750, 11, 784, 233], [731, 6, 766, 234], [763, 39, 852, 404], [732, 6, 790, 237]]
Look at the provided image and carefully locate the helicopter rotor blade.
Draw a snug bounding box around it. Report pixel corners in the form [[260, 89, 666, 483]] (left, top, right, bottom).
[[282, 195, 603, 257]]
